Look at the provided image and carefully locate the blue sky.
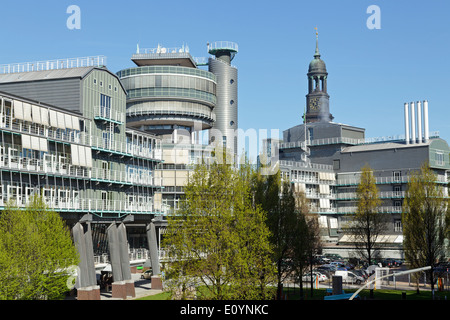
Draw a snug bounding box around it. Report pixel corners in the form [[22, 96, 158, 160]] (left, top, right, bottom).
[[1, 0, 449, 150]]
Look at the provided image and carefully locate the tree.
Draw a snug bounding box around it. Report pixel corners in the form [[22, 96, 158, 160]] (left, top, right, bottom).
[[163, 156, 276, 300], [291, 188, 321, 299], [253, 169, 298, 300], [349, 165, 387, 265], [403, 163, 448, 293], [0, 195, 79, 300]]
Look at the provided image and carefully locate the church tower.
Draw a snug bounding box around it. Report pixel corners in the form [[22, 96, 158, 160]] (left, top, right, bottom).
[[305, 29, 333, 123]]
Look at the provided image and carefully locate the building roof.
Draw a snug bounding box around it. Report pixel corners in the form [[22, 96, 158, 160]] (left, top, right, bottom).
[[341, 140, 432, 153], [0, 66, 126, 92]]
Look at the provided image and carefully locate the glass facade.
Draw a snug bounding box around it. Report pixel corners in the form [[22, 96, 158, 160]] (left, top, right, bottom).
[[118, 65, 217, 130]]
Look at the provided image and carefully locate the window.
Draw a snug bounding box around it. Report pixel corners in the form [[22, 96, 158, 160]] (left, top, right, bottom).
[[394, 185, 401, 196], [435, 152, 444, 166], [393, 171, 401, 182], [308, 128, 314, 141], [100, 94, 111, 118], [394, 219, 402, 232], [333, 159, 340, 170]]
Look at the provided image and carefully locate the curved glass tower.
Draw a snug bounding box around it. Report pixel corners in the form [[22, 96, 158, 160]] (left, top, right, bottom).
[[117, 46, 217, 142]]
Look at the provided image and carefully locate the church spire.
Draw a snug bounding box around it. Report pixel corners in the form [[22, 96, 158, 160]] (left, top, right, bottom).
[[314, 27, 320, 58], [305, 28, 333, 123]]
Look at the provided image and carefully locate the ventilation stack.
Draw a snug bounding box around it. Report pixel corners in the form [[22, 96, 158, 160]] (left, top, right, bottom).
[[404, 100, 429, 144]]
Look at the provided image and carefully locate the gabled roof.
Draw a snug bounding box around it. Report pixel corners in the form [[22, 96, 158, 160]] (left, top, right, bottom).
[[0, 66, 127, 93]]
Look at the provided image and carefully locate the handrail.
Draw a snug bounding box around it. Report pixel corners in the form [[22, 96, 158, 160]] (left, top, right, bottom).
[[349, 266, 431, 300]]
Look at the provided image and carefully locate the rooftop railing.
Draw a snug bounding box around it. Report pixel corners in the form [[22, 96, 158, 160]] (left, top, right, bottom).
[[0, 55, 107, 74]]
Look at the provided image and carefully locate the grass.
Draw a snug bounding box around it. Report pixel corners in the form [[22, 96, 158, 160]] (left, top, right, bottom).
[[135, 288, 450, 301], [283, 287, 450, 300]]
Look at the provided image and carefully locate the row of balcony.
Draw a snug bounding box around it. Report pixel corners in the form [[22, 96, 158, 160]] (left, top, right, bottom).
[[0, 153, 163, 187], [0, 195, 167, 216], [336, 175, 448, 186], [91, 167, 163, 187], [335, 191, 407, 200], [0, 116, 162, 160]]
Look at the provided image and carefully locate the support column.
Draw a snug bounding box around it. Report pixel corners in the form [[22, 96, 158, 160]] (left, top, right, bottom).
[[146, 220, 162, 289], [72, 215, 100, 300], [107, 222, 135, 299]]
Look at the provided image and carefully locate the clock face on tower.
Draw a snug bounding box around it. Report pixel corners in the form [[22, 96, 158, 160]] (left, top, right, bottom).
[[309, 97, 320, 111]]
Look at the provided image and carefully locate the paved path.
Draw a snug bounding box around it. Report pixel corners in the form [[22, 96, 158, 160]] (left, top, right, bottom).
[[100, 273, 164, 300]]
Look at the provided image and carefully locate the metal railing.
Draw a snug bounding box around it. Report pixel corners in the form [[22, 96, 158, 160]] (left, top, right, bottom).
[[0, 55, 107, 74], [0, 151, 90, 178], [94, 107, 125, 124], [0, 115, 87, 145], [0, 195, 167, 215]]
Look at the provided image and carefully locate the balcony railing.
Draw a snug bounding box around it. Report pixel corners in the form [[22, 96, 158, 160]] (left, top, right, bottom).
[[94, 107, 125, 124], [335, 191, 406, 200], [0, 152, 90, 178], [0, 196, 167, 216], [90, 167, 163, 187], [0, 115, 88, 145]]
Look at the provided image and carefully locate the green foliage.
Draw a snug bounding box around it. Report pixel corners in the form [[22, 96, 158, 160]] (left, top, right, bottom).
[[252, 170, 297, 298], [0, 195, 79, 300], [163, 157, 276, 300], [350, 165, 387, 264], [253, 168, 321, 300], [403, 163, 447, 290]]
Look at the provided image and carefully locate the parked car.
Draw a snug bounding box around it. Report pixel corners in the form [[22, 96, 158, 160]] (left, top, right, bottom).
[[140, 269, 153, 280], [381, 258, 398, 268], [302, 272, 328, 282], [324, 254, 343, 260], [352, 269, 369, 280], [317, 264, 337, 272], [334, 270, 365, 284], [331, 261, 355, 270]]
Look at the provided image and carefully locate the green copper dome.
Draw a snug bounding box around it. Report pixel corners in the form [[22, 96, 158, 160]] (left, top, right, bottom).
[[308, 36, 327, 73], [308, 57, 327, 73]]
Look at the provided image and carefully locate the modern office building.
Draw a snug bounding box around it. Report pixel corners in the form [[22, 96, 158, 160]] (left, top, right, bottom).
[[277, 38, 450, 259], [0, 57, 166, 298], [117, 42, 238, 212]]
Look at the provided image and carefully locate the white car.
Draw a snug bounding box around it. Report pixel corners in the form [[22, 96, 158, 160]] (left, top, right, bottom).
[[302, 272, 328, 282]]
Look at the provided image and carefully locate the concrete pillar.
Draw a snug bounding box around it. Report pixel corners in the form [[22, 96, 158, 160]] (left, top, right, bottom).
[[107, 222, 135, 299], [147, 221, 163, 290], [146, 221, 160, 275], [72, 217, 100, 300]]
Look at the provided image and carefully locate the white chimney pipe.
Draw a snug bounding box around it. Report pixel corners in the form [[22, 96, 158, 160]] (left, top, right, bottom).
[[404, 102, 410, 145], [416, 101, 422, 143], [410, 102, 416, 144], [423, 100, 429, 142]]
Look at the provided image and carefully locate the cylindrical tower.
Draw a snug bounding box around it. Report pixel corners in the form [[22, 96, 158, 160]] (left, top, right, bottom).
[[207, 41, 238, 155], [117, 46, 217, 143]]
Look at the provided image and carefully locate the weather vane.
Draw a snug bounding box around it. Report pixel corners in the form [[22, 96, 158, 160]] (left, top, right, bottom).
[[315, 27, 318, 39]]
